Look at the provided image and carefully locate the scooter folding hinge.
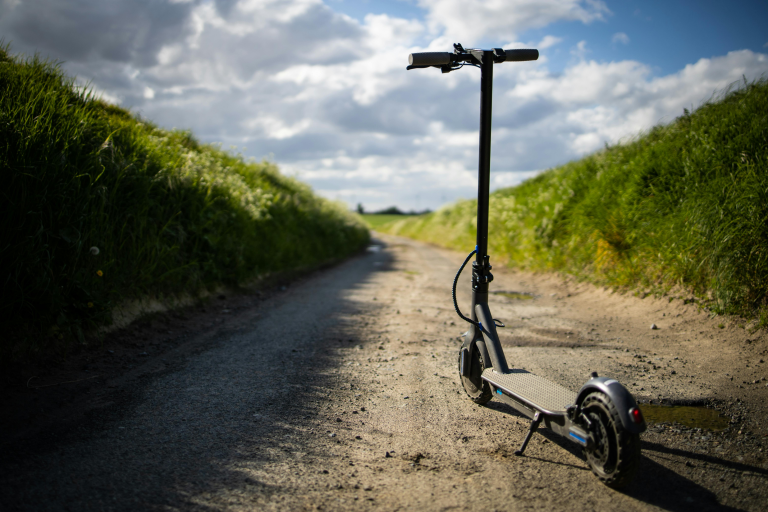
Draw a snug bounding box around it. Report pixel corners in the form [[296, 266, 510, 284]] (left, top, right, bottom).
[[472, 272, 494, 285], [472, 257, 494, 286]]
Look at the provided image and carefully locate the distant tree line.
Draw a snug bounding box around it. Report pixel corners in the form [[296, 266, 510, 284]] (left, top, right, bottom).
[[356, 204, 431, 215]]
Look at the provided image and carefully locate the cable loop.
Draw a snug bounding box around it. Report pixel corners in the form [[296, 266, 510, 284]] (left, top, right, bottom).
[[452, 249, 486, 334]]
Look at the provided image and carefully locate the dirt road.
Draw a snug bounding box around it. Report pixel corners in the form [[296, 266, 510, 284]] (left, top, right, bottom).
[[2, 235, 767, 511]]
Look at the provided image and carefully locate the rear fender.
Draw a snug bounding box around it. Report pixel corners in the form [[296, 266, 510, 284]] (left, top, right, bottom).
[[576, 377, 646, 434]]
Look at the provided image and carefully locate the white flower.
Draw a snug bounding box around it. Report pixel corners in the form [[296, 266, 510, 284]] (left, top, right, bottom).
[[90, 246, 100, 256]]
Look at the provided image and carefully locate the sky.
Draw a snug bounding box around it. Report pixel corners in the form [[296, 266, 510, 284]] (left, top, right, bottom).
[[2, 0, 767, 212]]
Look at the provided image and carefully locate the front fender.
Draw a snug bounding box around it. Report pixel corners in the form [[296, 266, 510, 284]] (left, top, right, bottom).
[[459, 326, 490, 378], [576, 377, 646, 434]]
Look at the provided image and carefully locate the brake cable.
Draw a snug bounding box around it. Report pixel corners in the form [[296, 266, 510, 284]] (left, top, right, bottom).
[[452, 247, 488, 334]]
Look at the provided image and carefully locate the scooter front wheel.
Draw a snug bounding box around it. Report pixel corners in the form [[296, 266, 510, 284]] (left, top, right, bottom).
[[458, 346, 492, 405], [581, 391, 641, 489]]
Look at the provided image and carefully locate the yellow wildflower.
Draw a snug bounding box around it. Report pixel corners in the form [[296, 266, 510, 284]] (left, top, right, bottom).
[[88, 302, 94, 308], [97, 270, 103, 277]]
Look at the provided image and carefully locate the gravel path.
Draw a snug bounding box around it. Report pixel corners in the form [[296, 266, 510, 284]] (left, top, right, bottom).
[[2, 235, 767, 511]]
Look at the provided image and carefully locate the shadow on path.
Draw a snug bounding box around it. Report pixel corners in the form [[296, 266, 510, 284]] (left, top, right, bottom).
[[0, 240, 394, 511]]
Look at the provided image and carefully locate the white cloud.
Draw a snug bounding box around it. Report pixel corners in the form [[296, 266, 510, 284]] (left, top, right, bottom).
[[505, 50, 768, 155], [612, 32, 629, 44], [2, 0, 766, 212], [417, 0, 609, 43], [570, 40, 589, 60], [283, 50, 768, 209], [244, 116, 312, 140], [538, 35, 563, 49]]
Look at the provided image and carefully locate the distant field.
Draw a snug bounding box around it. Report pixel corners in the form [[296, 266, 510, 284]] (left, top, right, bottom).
[[381, 79, 768, 323], [360, 214, 417, 229]]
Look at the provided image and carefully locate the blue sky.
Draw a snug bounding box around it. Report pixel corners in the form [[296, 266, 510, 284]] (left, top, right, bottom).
[[329, 0, 768, 76], [530, 0, 768, 75], [1, 0, 767, 211]]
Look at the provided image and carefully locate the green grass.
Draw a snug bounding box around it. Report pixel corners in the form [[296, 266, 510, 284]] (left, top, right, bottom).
[[0, 46, 369, 364], [360, 214, 417, 229], [382, 78, 768, 321]]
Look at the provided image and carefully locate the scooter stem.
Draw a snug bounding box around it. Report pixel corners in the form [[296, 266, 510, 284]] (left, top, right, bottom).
[[475, 51, 494, 267], [469, 50, 510, 374]]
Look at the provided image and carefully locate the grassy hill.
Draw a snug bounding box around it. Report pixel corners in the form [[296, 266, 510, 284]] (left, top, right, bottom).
[[383, 78, 768, 322], [1, 47, 369, 363]]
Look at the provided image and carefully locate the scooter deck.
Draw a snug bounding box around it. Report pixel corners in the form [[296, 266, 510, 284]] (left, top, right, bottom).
[[482, 368, 576, 415]]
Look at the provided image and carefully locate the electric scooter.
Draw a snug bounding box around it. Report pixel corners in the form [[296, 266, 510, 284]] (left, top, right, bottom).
[[407, 44, 646, 488]]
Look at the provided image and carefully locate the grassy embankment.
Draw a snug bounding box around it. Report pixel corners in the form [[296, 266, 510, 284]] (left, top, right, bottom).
[[383, 79, 768, 322], [1, 47, 369, 364]]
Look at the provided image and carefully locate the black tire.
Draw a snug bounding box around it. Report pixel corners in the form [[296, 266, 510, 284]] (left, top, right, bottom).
[[581, 391, 641, 489], [458, 344, 492, 405]]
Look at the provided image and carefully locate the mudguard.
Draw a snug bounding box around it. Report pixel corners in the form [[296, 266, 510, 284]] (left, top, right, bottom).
[[576, 377, 646, 434], [460, 324, 491, 377]]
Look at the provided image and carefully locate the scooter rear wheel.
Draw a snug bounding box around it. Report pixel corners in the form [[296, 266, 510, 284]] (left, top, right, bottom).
[[458, 345, 492, 404], [581, 391, 641, 489]]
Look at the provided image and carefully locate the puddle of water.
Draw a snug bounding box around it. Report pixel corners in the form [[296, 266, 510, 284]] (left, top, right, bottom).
[[639, 404, 729, 431], [494, 291, 533, 300], [367, 245, 381, 252]]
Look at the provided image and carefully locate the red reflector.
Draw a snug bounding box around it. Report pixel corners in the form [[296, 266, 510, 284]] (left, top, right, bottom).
[[630, 407, 644, 424]]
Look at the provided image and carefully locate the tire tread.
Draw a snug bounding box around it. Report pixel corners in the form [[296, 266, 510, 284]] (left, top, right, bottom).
[[582, 391, 641, 489]]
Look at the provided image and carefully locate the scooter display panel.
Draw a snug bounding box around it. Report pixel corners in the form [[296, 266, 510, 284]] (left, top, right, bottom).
[[482, 368, 576, 414]]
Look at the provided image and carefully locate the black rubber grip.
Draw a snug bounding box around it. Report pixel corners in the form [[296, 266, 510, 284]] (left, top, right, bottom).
[[409, 52, 452, 67], [504, 49, 539, 62]]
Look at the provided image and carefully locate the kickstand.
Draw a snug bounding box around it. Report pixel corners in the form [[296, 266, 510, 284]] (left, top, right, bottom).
[[514, 411, 542, 456]]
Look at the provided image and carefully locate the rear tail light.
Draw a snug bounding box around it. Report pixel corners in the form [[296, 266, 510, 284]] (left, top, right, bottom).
[[630, 407, 644, 424]]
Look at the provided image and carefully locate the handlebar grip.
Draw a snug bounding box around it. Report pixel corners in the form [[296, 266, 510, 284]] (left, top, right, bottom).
[[504, 49, 539, 62], [409, 52, 453, 67]]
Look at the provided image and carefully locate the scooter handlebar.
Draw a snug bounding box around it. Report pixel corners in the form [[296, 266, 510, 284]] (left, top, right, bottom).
[[503, 49, 539, 62], [407, 48, 538, 70], [408, 52, 453, 67]]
